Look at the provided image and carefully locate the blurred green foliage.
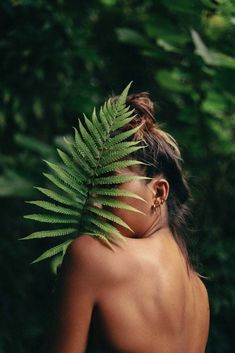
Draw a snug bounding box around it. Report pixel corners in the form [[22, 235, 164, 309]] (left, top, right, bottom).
[[0, 0, 234, 352]]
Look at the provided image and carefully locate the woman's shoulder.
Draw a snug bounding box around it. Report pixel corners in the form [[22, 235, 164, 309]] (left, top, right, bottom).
[[67, 234, 110, 266], [63, 235, 121, 284], [193, 272, 209, 300], [66, 234, 139, 289]]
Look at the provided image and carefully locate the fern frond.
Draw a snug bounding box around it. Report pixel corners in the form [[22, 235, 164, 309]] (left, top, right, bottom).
[[24, 214, 78, 224], [93, 174, 151, 186], [105, 99, 117, 124], [83, 114, 103, 147], [83, 224, 113, 240], [73, 127, 97, 167], [102, 140, 142, 154], [26, 200, 80, 216], [116, 81, 132, 107], [43, 173, 78, 196], [86, 205, 134, 232], [92, 107, 105, 141], [20, 227, 76, 240], [85, 216, 125, 241], [44, 160, 88, 196], [100, 145, 146, 166], [96, 159, 146, 176], [99, 105, 110, 133], [111, 115, 137, 131], [78, 119, 99, 157], [90, 187, 148, 203], [106, 122, 145, 145], [115, 108, 136, 122], [57, 149, 87, 182], [86, 196, 146, 215], [84, 232, 115, 250], [22, 82, 153, 265], [35, 187, 83, 208], [31, 240, 72, 264], [103, 100, 114, 125], [64, 138, 93, 176]]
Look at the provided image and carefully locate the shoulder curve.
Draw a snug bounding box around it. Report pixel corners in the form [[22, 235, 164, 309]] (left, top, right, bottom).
[[64, 234, 114, 274], [69, 233, 112, 253], [60, 234, 127, 293]]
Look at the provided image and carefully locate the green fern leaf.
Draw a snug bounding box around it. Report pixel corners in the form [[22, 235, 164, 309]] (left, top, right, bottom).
[[106, 123, 145, 145], [111, 115, 137, 131], [64, 138, 93, 175], [31, 240, 72, 264], [92, 107, 105, 141], [107, 97, 123, 120], [20, 227, 76, 240], [100, 145, 146, 166], [85, 216, 125, 241], [93, 174, 151, 186], [102, 140, 142, 154], [73, 127, 97, 167], [86, 196, 146, 215], [22, 82, 153, 265], [90, 187, 148, 203], [57, 148, 87, 182], [115, 108, 136, 122], [83, 223, 113, 240], [44, 160, 88, 196], [43, 173, 78, 196], [26, 200, 80, 216], [99, 105, 110, 133], [61, 157, 88, 183], [102, 100, 113, 125], [78, 119, 99, 157], [83, 114, 103, 148], [35, 187, 83, 208], [24, 214, 78, 224], [84, 232, 115, 250], [96, 159, 146, 175], [116, 81, 132, 107], [86, 205, 134, 232]]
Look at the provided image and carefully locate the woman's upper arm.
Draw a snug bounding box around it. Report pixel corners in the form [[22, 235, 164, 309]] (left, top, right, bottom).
[[47, 236, 102, 353]]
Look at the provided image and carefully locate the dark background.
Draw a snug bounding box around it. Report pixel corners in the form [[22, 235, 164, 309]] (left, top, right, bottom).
[[0, 0, 235, 352]]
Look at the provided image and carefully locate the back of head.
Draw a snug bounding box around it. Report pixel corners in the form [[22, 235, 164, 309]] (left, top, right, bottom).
[[111, 92, 193, 268]]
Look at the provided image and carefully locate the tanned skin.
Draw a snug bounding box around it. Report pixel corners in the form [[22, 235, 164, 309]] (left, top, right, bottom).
[[47, 166, 210, 353]]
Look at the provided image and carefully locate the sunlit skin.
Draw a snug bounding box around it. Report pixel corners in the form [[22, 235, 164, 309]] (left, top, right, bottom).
[[47, 165, 210, 353], [100, 165, 170, 238]]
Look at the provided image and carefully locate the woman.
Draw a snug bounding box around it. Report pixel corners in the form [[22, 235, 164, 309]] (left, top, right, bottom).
[[46, 93, 210, 353]]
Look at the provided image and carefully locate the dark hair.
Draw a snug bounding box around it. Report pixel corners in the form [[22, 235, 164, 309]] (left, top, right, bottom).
[[111, 92, 194, 269]]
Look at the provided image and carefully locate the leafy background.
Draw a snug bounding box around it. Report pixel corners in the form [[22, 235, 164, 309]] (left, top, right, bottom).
[[0, 0, 234, 352]]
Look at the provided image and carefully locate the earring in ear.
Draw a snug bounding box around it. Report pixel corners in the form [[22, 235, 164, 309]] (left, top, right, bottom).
[[151, 197, 160, 211], [151, 197, 165, 211]]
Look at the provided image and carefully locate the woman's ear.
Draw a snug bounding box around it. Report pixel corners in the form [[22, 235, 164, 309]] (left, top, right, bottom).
[[152, 178, 169, 203]]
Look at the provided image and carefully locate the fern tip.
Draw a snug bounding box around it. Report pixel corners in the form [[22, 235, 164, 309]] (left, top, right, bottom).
[[18, 236, 27, 241], [33, 186, 41, 190]]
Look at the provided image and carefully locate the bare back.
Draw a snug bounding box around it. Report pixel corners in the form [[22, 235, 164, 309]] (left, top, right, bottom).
[[90, 230, 209, 353]]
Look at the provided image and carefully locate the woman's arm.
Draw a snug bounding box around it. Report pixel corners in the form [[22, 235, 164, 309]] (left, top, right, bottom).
[[46, 236, 100, 353]]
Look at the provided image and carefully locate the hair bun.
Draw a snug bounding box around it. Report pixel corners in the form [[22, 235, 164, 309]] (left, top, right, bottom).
[[125, 92, 156, 132]]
